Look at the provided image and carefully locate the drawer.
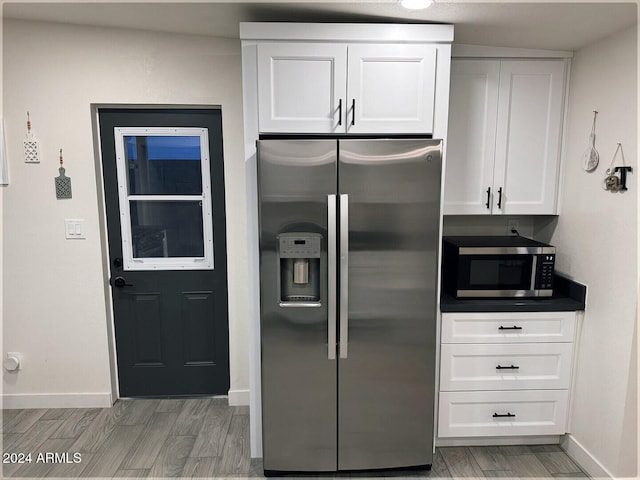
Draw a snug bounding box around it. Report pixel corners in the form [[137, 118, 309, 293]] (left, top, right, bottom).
[[440, 342, 573, 391], [441, 311, 576, 344], [438, 390, 569, 437]]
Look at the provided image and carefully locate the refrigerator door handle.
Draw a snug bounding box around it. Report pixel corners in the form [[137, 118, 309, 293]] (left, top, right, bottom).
[[339, 194, 349, 359], [327, 194, 337, 360]]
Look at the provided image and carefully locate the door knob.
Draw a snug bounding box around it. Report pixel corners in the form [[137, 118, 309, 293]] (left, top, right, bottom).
[[112, 276, 133, 288]]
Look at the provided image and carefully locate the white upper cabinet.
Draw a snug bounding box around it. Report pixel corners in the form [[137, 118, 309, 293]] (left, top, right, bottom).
[[258, 42, 438, 134], [244, 23, 453, 136], [444, 59, 567, 215], [444, 60, 500, 214], [494, 61, 566, 214], [257, 43, 347, 134], [346, 44, 437, 134]]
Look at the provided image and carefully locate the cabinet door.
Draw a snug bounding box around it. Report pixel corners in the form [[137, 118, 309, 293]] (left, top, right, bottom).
[[257, 43, 347, 133], [443, 60, 500, 214], [493, 60, 566, 214], [346, 44, 437, 134]]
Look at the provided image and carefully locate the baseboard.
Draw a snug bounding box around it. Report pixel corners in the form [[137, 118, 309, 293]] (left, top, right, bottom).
[[2, 393, 113, 409], [436, 435, 560, 447], [228, 389, 250, 406], [561, 434, 613, 479]]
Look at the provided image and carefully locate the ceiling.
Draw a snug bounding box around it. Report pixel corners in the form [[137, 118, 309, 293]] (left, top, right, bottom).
[[2, 1, 638, 51]]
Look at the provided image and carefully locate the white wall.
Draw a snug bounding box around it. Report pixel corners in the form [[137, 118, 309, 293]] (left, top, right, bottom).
[[552, 26, 637, 478], [2, 19, 250, 407], [443, 215, 536, 237]]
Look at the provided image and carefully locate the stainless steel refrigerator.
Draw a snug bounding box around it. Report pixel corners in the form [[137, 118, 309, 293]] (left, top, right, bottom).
[[257, 138, 442, 474]]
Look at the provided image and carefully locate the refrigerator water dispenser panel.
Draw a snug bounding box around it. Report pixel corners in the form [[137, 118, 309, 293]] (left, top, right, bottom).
[[278, 233, 321, 305]]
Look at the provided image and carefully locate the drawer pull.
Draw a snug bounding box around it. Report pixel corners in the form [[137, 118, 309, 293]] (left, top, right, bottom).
[[498, 325, 523, 331], [496, 364, 520, 370], [492, 412, 516, 418]]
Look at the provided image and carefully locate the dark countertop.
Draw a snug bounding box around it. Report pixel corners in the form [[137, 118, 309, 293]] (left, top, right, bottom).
[[440, 274, 586, 313]]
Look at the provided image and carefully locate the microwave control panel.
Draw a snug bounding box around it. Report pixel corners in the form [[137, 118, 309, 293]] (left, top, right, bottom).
[[536, 254, 556, 290]]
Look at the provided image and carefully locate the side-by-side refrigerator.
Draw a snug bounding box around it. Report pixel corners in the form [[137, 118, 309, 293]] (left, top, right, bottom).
[[257, 138, 442, 474]]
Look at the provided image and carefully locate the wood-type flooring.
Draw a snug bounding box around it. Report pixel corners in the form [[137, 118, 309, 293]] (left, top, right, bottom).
[[2, 398, 588, 478]]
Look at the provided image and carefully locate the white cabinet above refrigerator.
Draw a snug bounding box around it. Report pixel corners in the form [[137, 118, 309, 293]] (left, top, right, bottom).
[[257, 42, 438, 134], [242, 23, 453, 136]]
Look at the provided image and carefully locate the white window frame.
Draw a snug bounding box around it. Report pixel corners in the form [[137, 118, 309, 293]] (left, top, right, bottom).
[[114, 127, 214, 271]]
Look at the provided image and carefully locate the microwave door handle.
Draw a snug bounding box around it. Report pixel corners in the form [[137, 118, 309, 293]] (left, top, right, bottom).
[[327, 195, 337, 360], [531, 255, 539, 293]]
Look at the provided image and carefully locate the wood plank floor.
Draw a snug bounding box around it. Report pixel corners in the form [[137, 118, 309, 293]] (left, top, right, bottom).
[[2, 398, 588, 478]]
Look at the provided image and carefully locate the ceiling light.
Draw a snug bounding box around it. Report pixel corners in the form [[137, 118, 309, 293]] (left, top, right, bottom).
[[400, 0, 434, 10]]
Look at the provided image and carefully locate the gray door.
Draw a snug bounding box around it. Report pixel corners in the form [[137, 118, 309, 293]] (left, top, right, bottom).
[[99, 108, 229, 397], [337, 139, 441, 470], [258, 140, 338, 471]]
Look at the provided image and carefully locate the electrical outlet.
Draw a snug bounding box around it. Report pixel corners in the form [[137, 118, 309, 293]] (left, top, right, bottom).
[[4, 352, 21, 371], [507, 219, 520, 236]]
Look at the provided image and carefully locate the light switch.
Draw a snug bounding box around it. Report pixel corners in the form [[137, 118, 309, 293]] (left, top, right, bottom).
[[65, 219, 86, 239]]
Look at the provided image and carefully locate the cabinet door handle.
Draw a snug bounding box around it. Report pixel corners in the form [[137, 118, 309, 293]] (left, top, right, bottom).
[[496, 364, 520, 370], [338, 99, 343, 126], [498, 325, 522, 331], [493, 412, 516, 418], [497, 187, 503, 209], [485, 187, 491, 209], [351, 99, 356, 126]]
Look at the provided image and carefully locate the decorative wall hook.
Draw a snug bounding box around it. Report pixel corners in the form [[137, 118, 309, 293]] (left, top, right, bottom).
[[23, 112, 41, 164], [603, 143, 632, 192], [54, 148, 72, 199]]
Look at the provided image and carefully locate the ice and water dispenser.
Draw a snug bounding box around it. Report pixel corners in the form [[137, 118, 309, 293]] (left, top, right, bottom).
[[278, 233, 321, 305]]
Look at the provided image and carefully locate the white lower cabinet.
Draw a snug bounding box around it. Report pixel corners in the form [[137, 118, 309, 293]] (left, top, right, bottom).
[[440, 342, 573, 391], [438, 311, 577, 439], [441, 311, 576, 344], [438, 390, 569, 437]]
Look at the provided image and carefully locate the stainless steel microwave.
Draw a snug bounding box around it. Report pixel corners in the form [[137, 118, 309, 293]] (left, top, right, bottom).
[[442, 236, 556, 298]]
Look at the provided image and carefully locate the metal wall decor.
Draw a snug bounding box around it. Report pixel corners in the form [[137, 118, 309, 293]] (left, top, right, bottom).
[[603, 143, 632, 192], [55, 148, 72, 199], [23, 112, 41, 163], [582, 110, 599, 172]]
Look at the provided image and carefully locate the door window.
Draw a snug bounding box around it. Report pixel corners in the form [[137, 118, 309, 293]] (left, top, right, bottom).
[[114, 127, 214, 270]]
